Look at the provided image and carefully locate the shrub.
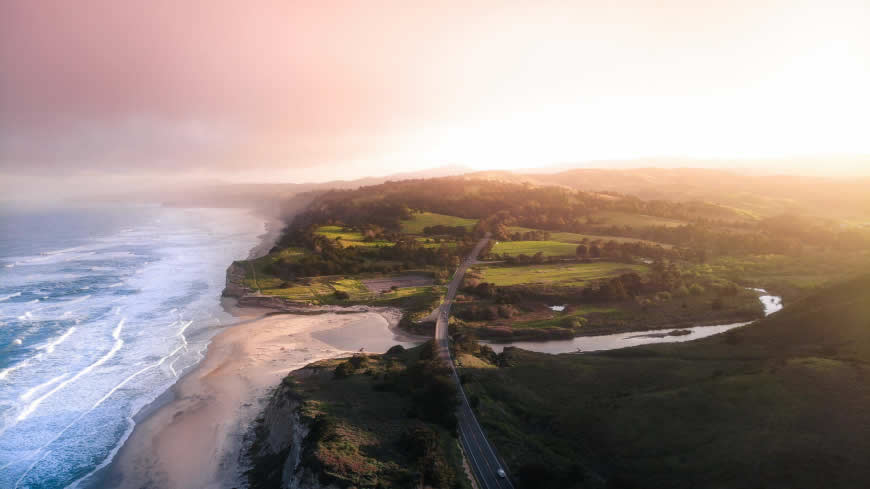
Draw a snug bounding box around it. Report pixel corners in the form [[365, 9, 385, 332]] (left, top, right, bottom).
[[562, 316, 587, 329], [655, 291, 672, 302], [689, 283, 705, 296], [333, 361, 354, 378], [333, 290, 350, 300], [385, 344, 406, 355]]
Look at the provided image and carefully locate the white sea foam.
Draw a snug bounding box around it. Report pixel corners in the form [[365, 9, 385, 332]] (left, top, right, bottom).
[[38, 327, 77, 354], [16, 319, 125, 422], [91, 345, 179, 410], [0, 361, 27, 381], [0, 328, 77, 383], [19, 373, 69, 402], [0, 207, 267, 487], [63, 294, 92, 305], [0, 292, 22, 302]]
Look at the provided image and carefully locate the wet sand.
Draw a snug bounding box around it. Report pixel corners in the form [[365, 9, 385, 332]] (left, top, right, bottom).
[[99, 304, 414, 489]]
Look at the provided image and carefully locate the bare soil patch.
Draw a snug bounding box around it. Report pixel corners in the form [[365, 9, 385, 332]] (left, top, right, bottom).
[[362, 274, 434, 293]]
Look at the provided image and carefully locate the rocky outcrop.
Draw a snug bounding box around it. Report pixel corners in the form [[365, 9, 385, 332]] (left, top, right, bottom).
[[247, 373, 340, 489], [245, 366, 350, 489], [222, 262, 253, 298]]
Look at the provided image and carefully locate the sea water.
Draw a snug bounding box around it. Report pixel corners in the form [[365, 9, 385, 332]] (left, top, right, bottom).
[[0, 205, 264, 488]]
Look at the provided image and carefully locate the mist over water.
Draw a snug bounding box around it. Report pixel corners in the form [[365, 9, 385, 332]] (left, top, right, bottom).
[[0, 205, 264, 488]]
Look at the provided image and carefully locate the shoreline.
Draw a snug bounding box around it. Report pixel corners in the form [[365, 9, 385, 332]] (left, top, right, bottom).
[[79, 209, 284, 488], [87, 211, 423, 489], [95, 303, 408, 489]]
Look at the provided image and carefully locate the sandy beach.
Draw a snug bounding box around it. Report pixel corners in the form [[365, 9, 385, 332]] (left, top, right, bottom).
[[98, 302, 415, 489]]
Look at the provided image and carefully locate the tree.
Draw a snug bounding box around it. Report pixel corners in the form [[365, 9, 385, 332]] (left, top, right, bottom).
[[589, 244, 601, 258]]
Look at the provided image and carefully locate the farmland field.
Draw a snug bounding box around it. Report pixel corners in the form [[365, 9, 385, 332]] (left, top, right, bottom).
[[400, 212, 478, 235], [314, 225, 391, 247], [246, 272, 444, 305], [491, 240, 578, 257], [505, 226, 670, 247], [593, 210, 686, 227], [475, 262, 647, 287]]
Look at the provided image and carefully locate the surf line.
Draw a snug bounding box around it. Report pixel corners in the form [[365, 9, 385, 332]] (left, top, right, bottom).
[[10, 326, 187, 487], [16, 319, 125, 422]]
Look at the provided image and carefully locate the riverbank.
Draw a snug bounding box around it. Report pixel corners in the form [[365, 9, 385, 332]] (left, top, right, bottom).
[[97, 302, 414, 488], [460, 275, 870, 488], [481, 291, 782, 355]]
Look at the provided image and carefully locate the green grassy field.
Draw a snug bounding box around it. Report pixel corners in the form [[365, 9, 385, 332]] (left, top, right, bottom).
[[491, 240, 579, 257], [243, 269, 444, 305], [686, 251, 870, 298], [414, 236, 459, 249], [593, 210, 686, 228], [241, 247, 309, 290], [314, 225, 392, 247], [400, 212, 478, 235], [462, 275, 870, 488], [476, 262, 647, 287], [505, 226, 669, 247]]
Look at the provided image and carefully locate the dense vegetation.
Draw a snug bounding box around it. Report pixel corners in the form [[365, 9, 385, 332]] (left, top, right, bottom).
[[236, 176, 870, 340], [459, 274, 870, 488], [242, 172, 870, 489], [247, 342, 469, 489]]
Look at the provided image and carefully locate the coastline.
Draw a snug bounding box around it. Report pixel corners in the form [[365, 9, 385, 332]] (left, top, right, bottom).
[[97, 304, 403, 489], [88, 210, 420, 489]]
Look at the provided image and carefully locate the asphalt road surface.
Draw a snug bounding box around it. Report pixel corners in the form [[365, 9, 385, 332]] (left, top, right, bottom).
[[435, 234, 515, 489]]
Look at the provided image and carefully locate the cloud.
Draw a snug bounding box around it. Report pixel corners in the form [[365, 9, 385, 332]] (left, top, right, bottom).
[[0, 0, 454, 175], [2, 0, 869, 179]]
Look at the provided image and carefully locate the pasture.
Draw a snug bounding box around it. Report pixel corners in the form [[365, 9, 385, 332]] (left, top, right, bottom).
[[314, 225, 391, 247], [505, 226, 670, 247], [491, 240, 578, 257], [400, 212, 478, 235], [475, 262, 647, 287], [593, 210, 686, 228]]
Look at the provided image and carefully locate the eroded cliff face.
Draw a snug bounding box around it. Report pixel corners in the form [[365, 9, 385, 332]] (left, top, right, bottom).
[[247, 374, 339, 489], [222, 262, 252, 298]]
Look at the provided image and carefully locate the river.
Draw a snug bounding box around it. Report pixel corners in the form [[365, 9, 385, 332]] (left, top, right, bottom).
[[483, 291, 783, 355]]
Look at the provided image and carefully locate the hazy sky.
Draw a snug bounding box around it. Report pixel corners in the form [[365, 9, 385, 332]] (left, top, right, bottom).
[[2, 0, 869, 187]]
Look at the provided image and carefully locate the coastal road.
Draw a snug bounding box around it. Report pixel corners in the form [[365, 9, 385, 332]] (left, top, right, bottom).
[[435, 234, 516, 489]]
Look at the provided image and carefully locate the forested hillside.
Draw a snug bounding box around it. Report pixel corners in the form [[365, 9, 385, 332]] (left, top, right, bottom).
[[461, 274, 870, 488]]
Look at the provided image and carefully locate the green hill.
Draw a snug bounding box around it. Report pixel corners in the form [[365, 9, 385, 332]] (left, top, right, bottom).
[[462, 274, 870, 489]]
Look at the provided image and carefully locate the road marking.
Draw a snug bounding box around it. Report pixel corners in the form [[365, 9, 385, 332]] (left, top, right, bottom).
[[435, 235, 514, 488]]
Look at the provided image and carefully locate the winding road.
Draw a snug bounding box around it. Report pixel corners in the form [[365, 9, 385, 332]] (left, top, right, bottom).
[[435, 234, 515, 489]]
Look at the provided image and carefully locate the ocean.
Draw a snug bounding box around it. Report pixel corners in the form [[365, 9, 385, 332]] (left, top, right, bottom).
[[0, 205, 265, 488]]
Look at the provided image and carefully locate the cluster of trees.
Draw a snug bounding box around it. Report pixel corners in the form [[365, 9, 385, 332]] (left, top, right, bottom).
[[267, 227, 472, 279], [422, 225, 468, 237], [461, 258, 694, 307], [455, 303, 519, 321], [491, 241, 684, 266], [267, 177, 868, 284], [370, 341, 459, 430], [400, 425, 458, 488], [508, 229, 551, 241]]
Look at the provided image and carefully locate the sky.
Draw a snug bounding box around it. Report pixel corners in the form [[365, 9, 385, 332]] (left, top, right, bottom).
[[1, 0, 869, 195]]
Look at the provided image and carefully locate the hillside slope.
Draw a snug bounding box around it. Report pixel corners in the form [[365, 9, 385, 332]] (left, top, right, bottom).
[[464, 274, 870, 488]]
